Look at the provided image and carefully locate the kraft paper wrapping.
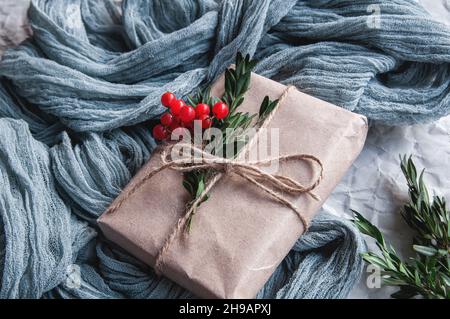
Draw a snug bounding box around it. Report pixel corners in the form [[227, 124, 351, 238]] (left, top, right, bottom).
[[98, 72, 368, 298]]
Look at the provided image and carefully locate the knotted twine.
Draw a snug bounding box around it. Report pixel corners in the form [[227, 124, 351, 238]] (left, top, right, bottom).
[[154, 143, 323, 275], [105, 85, 324, 275]]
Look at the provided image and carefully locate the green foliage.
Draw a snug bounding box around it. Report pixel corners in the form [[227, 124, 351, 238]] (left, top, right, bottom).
[[182, 170, 210, 231], [181, 52, 281, 230], [352, 156, 450, 299], [221, 52, 257, 115], [186, 87, 220, 108], [258, 96, 280, 124]]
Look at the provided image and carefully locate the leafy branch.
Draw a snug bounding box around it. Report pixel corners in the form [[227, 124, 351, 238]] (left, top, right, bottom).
[[353, 156, 450, 299], [182, 169, 210, 231], [182, 53, 259, 230], [186, 87, 219, 109], [221, 53, 257, 116]]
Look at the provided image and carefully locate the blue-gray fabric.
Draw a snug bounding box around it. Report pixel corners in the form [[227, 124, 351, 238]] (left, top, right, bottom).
[[0, 0, 448, 299]]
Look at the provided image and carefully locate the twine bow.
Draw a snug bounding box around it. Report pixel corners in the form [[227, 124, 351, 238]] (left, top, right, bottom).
[[161, 143, 323, 213], [151, 143, 323, 274]]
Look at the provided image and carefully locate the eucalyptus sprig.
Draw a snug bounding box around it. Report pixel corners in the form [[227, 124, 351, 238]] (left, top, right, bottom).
[[353, 156, 450, 299]]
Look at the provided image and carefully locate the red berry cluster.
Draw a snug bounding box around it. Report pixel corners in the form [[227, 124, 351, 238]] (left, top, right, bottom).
[[152, 92, 230, 141]]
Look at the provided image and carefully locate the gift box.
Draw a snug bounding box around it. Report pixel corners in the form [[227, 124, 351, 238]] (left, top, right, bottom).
[[98, 69, 368, 298]]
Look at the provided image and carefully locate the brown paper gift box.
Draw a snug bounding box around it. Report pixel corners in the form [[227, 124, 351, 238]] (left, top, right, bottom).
[[98, 71, 368, 299]]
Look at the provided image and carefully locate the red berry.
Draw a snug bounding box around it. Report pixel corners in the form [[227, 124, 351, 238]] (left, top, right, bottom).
[[212, 102, 229, 120], [179, 105, 196, 123], [170, 117, 184, 132], [161, 92, 176, 107], [169, 99, 185, 116], [184, 121, 194, 130], [160, 113, 173, 127], [197, 114, 212, 129], [195, 103, 210, 118], [152, 124, 167, 141]]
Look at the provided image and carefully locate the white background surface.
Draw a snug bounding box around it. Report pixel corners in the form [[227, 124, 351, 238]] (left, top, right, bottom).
[[0, 0, 449, 299]]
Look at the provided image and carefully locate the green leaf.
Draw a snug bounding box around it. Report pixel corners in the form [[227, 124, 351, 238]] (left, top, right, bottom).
[[182, 180, 194, 197], [248, 59, 258, 71], [414, 268, 421, 286], [398, 263, 410, 276], [258, 96, 269, 117], [195, 178, 206, 198], [236, 53, 243, 72], [363, 253, 387, 269], [181, 51, 258, 230], [225, 69, 232, 94], [352, 210, 386, 247], [186, 95, 196, 107], [383, 277, 408, 286], [441, 273, 450, 287], [234, 95, 245, 110], [236, 76, 245, 95], [258, 96, 280, 124]]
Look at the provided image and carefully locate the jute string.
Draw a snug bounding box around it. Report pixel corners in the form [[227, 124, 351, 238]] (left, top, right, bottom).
[[104, 85, 324, 276]]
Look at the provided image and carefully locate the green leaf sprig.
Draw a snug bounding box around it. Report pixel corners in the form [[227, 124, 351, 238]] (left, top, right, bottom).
[[186, 87, 219, 109], [182, 53, 259, 230], [221, 53, 257, 116], [353, 156, 450, 299]]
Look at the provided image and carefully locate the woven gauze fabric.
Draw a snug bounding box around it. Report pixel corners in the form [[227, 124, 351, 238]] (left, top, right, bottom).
[[1, 0, 450, 298]]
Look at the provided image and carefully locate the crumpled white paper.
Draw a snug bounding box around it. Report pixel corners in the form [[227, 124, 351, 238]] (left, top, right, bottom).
[[335, 0, 450, 299], [0, 0, 449, 299], [330, 116, 450, 299]]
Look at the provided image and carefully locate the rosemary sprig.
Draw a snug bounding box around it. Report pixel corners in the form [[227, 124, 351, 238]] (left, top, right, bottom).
[[352, 155, 450, 299]]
